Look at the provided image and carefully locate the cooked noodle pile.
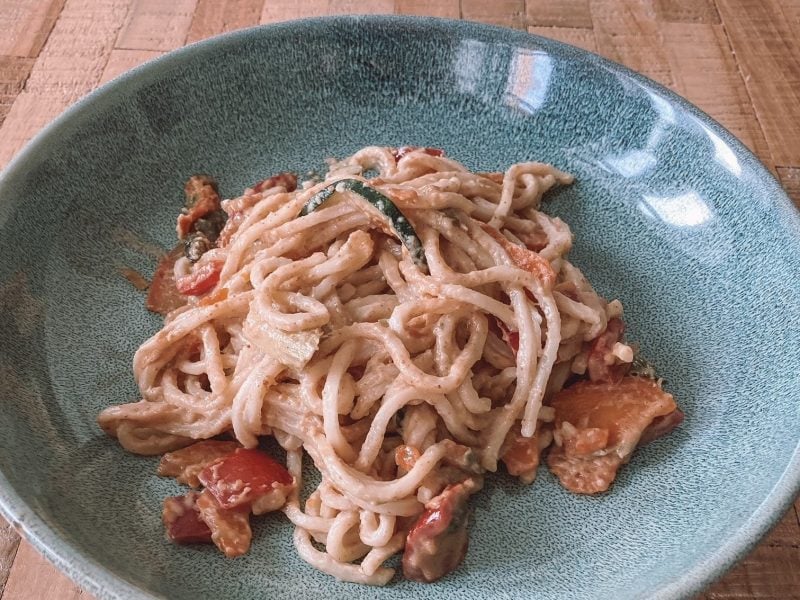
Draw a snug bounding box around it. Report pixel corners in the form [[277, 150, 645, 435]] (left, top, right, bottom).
[[99, 146, 635, 584]]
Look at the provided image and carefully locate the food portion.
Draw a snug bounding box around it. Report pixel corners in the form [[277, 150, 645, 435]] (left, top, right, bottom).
[[158, 441, 294, 557], [99, 146, 682, 584], [547, 377, 682, 494]]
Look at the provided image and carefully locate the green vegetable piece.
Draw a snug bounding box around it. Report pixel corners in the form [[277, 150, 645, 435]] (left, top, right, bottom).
[[300, 179, 427, 270], [630, 353, 662, 382]]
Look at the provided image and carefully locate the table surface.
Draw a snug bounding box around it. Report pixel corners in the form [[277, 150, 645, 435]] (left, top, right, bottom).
[[1, 0, 799, 598]]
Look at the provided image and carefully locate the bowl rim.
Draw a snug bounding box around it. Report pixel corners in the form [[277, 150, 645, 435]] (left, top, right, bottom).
[[0, 13, 798, 600]]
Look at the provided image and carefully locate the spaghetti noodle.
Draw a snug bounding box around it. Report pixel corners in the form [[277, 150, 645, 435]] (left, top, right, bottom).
[[98, 146, 681, 584]]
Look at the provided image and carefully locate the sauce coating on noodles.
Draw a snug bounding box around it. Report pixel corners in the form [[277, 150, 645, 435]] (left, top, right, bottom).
[[99, 146, 682, 584]]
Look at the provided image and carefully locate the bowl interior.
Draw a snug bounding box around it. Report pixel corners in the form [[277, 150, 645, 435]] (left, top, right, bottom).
[[0, 16, 799, 600]]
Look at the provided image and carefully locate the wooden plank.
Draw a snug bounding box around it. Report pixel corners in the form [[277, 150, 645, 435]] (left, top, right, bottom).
[[259, 0, 328, 23], [660, 21, 773, 164], [527, 26, 597, 53], [714, 0, 800, 166], [462, 0, 526, 29], [328, 0, 394, 14], [590, 0, 676, 88], [0, 56, 35, 127], [0, 0, 66, 58], [396, 0, 460, 19], [777, 2, 800, 35], [526, 0, 592, 29], [186, 0, 264, 44], [99, 48, 162, 84], [1, 541, 87, 600], [0, 518, 21, 595], [115, 0, 197, 52], [778, 167, 800, 210], [654, 0, 720, 24], [0, 0, 132, 170]]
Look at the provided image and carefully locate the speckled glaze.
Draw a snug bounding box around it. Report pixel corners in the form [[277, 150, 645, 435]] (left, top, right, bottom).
[[0, 15, 798, 600]]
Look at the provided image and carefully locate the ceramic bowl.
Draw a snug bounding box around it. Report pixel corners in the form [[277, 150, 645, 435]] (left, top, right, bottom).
[[0, 15, 798, 600]]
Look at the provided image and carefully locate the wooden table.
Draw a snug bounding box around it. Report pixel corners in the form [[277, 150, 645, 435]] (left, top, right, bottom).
[[1, 1, 798, 598]]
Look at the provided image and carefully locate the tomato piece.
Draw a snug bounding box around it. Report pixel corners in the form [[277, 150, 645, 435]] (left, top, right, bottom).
[[177, 175, 221, 239], [162, 492, 212, 544], [546, 376, 679, 494], [562, 427, 609, 457], [158, 440, 240, 487], [198, 448, 294, 511], [403, 479, 477, 582], [586, 318, 628, 384], [547, 451, 624, 495], [480, 223, 555, 289], [250, 172, 297, 194], [195, 490, 252, 558], [501, 427, 545, 481], [175, 260, 223, 296], [552, 376, 677, 454], [495, 317, 520, 356], [392, 146, 445, 161], [638, 409, 684, 447], [146, 245, 187, 315], [394, 445, 421, 471]]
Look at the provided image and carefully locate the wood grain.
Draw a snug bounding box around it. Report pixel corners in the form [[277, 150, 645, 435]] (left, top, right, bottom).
[[654, 0, 720, 24], [116, 0, 197, 52], [714, 0, 800, 166], [396, 0, 460, 18], [99, 48, 162, 84], [591, 0, 677, 88], [186, 0, 264, 44], [526, 0, 592, 28], [0, 519, 21, 595], [0, 0, 65, 58], [461, 0, 526, 29], [528, 26, 597, 53], [0, 0, 132, 169], [660, 21, 773, 163], [0, 56, 34, 126], [0, 1, 799, 598], [1, 542, 84, 600], [260, 0, 328, 23], [328, 0, 394, 15]]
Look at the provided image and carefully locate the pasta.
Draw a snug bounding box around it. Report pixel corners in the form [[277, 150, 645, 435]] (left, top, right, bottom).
[[98, 146, 682, 584]]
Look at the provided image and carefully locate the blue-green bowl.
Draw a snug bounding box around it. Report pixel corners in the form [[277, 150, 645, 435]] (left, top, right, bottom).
[[0, 16, 798, 600]]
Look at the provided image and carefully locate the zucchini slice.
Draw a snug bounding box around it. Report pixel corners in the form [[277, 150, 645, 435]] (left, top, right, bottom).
[[300, 178, 427, 270]]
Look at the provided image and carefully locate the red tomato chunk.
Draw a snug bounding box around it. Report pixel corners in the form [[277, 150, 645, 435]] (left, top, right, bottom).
[[198, 448, 295, 512], [392, 146, 445, 161], [162, 492, 212, 544], [547, 376, 680, 494], [403, 479, 477, 583], [175, 260, 223, 296], [158, 440, 240, 487]]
